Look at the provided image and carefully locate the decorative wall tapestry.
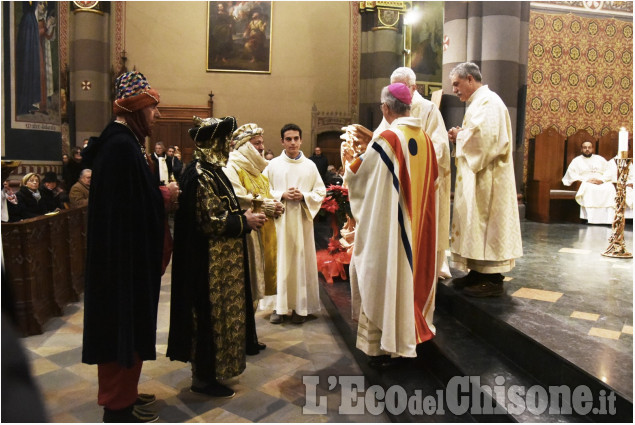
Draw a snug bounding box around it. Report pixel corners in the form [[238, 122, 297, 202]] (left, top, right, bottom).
[[525, 12, 632, 140], [10, 1, 61, 132], [206, 1, 272, 73]]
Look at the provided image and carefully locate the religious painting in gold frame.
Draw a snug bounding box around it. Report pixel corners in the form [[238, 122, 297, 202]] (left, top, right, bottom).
[[407, 1, 443, 100], [206, 1, 272, 73], [10, 1, 61, 131]]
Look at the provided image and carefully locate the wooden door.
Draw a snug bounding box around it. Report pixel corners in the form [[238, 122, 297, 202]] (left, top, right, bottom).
[[317, 131, 343, 169]]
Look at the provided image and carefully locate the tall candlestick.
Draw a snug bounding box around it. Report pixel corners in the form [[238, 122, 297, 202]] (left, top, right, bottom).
[[618, 128, 628, 155]]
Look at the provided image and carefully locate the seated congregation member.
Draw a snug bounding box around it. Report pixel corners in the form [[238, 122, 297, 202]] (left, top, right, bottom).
[[81, 71, 167, 423], [343, 83, 438, 367], [223, 123, 284, 353], [562, 140, 615, 224], [264, 124, 326, 324], [167, 116, 267, 397], [2, 180, 20, 223], [15, 173, 59, 219], [69, 169, 92, 208], [41, 171, 69, 209]]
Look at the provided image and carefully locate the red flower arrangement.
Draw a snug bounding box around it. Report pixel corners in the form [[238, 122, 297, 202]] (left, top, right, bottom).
[[317, 185, 353, 284], [327, 238, 343, 254], [319, 185, 351, 229]]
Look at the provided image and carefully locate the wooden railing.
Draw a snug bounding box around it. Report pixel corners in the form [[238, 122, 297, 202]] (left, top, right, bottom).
[[1, 207, 87, 336]]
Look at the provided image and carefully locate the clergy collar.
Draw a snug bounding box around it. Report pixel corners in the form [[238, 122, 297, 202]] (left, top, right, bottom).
[[284, 150, 303, 160]]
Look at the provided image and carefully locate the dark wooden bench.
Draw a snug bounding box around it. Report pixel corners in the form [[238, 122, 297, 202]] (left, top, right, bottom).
[[526, 128, 585, 223], [2, 207, 87, 336]]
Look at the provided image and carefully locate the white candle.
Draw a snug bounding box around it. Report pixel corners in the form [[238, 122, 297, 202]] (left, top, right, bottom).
[[618, 128, 628, 153]]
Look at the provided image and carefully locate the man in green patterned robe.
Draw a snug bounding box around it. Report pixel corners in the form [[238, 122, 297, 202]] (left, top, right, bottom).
[[167, 116, 267, 398]]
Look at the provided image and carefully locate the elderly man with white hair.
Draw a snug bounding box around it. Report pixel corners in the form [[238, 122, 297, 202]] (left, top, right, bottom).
[[69, 168, 92, 208], [374, 67, 452, 279]]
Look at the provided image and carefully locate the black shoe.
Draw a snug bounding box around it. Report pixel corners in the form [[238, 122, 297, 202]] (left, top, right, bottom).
[[103, 405, 159, 423], [463, 281, 504, 298], [270, 311, 283, 324], [191, 382, 235, 398], [246, 340, 267, 355], [486, 273, 504, 284], [291, 311, 306, 324], [451, 271, 479, 288], [134, 393, 156, 407], [368, 355, 393, 369]]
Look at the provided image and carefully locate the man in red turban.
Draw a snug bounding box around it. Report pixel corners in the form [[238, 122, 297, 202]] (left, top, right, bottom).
[[81, 71, 166, 423]]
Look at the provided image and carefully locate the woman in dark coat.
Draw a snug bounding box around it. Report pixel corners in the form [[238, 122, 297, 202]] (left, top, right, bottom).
[[15, 173, 58, 219]]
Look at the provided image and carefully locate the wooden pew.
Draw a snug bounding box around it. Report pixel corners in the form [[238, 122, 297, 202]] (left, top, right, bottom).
[[526, 127, 581, 223], [2, 207, 87, 336]]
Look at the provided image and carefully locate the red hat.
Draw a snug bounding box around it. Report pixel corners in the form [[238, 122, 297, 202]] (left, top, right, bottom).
[[112, 71, 160, 115], [388, 83, 412, 105]]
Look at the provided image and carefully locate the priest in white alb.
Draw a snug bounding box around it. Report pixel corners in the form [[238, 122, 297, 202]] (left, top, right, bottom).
[[447, 62, 523, 298], [344, 83, 438, 365], [264, 123, 325, 324], [562, 140, 616, 224]]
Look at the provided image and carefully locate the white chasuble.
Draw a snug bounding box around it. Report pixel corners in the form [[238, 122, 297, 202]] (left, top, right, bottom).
[[375, 92, 451, 277], [450, 85, 523, 273], [347, 117, 438, 358]]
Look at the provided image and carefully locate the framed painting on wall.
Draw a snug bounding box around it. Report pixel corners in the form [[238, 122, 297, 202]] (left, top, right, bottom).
[[10, 1, 61, 131], [409, 1, 443, 89], [207, 1, 272, 73]]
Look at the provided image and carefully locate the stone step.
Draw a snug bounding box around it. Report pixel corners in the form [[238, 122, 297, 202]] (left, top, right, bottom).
[[425, 308, 587, 422], [436, 281, 633, 422]]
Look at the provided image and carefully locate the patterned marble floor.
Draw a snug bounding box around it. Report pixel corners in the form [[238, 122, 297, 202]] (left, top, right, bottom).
[[19, 263, 390, 423], [467, 221, 633, 398]]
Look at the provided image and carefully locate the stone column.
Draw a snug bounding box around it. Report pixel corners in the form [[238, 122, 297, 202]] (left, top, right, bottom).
[[358, 3, 406, 130], [442, 1, 529, 193], [70, 3, 111, 147]]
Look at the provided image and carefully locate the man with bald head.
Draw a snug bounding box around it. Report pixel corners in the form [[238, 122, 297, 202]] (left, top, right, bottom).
[[562, 140, 615, 223]]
